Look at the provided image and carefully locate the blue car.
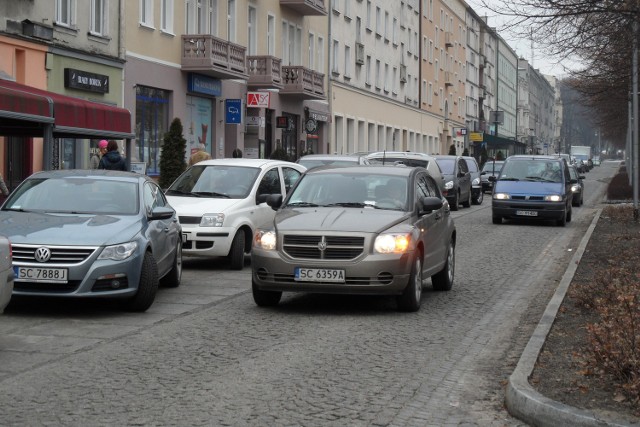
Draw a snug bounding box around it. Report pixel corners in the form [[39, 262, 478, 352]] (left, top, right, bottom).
[[490, 155, 574, 226], [0, 170, 182, 311]]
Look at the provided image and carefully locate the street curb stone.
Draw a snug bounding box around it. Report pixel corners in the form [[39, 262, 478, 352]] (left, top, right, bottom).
[[505, 209, 639, 426]]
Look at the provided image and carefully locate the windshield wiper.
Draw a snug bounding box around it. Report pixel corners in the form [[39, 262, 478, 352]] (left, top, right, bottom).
[[323, 202, 382, 209], [287, 202, 319, 207], [499, 177, 520, 181], [191, 191, 230, 198]]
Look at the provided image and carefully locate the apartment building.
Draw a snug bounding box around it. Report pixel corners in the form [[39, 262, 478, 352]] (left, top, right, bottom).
[[516, 58, 555, 154], [420, 0, 467, 155], [494, 34, 518, 140], [477, 17, 497, 135], [545, 74, 563, 154], [123, 0, 329, 175], [0, 0, 130, 187]]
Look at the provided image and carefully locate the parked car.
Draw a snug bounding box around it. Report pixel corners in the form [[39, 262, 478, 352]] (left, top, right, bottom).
[[480, 160, 504, 193], [461, 156, 483, 205], [365, 151, 446, 193], [297, 154, 370, 169], [251, 165, 456, 312], [0, 170, 182, 311], [568, 163, 585, 207], [490, 155, 574, 226], [0, 235, 13, 314], [433, 155, 472, 211], [165, 158, 306, 269]]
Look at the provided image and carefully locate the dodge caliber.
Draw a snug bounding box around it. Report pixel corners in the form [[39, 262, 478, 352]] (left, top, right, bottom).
[[251, 166, 456, 312]]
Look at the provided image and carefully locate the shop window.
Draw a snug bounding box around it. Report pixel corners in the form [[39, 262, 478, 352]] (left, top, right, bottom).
[[135, 86, 170, 176]]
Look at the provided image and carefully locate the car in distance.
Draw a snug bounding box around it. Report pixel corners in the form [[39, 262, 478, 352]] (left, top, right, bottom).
[[165, 158, 306, 269], [490, 155, 574, 226], [480, 160, 504, 193], [461, 156, 483, 205], [0, 170, 182, 311], [432, 155, 472, 210], [568, 163, 585, 207], [365, 151, 446, 193], [0, 236, 14, 314], [251, 165, 456, 312], [297, 154, 370, 169]]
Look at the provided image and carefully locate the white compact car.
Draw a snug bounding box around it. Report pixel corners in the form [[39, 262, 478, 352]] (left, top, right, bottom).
[[165, 158, 306, 269], [0, 235, 14, 313]]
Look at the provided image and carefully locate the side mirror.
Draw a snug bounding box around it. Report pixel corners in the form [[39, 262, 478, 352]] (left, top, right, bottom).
[[419, 196, 444, 215], [256, 194, 269, 204], [266, 194, 283, 210], [150, 206, 175, 220], [488, 176, 496, 182], [480, 171, 487, 176]]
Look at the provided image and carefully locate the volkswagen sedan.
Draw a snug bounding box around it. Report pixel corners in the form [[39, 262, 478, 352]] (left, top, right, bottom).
[[251, 166, 456, 312], [0, 170, 182, 311]]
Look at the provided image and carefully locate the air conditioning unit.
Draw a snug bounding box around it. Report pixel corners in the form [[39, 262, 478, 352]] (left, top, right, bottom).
[[445, 31, 453, 48], [399, 64, 407, 83], [355, 42, 365, 65]]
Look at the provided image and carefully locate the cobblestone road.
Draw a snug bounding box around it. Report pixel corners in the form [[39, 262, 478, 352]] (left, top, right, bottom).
[[0, 164, 614, 426]]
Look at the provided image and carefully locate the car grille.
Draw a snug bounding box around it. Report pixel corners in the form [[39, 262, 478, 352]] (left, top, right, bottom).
[[11, 244, 97, 265], [511, 195, 545, 201], [179, 216, 201, 224], [14, 281, 82, 293], [283, 235, 365, 260]]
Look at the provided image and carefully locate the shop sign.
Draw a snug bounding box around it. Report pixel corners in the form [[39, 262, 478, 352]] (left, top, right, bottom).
[[276, 116, 289, 129], [469, 132, 484, 142], [188, 74, 221, 96], [247, 92, 270, 108], [64, 68, 109, 94], [225, 99, 242, 124], [308, 110, 329, 122]]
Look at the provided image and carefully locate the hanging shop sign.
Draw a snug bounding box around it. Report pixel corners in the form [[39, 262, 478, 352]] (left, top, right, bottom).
[[247, 91, 271, 108], [64, 68, 109, 94]]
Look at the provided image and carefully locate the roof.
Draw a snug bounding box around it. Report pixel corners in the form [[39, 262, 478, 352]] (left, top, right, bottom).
[[27, 169, 146, 180], [366, 151, 434, 160], [193, 158, 303, 168], [305, 165, 416, 177]]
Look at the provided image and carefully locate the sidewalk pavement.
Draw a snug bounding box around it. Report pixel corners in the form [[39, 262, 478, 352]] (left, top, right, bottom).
[[505, 208, 639, 427]]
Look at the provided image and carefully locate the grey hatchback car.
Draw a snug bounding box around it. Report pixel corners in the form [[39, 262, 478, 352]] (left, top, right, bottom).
[[433, 155, 472, 210], [0, 170, 182, 311], [251, 166, 456, 312]]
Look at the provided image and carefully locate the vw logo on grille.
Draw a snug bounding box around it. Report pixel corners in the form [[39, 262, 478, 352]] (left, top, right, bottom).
[[34, 247, 52, 263]]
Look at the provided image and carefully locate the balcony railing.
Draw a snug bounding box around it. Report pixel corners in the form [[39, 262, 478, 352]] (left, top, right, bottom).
[[280, 0, 327, 15], [181, 35, 248, 80], [247, 56, 284, 89], [281, 66, 326, 99]]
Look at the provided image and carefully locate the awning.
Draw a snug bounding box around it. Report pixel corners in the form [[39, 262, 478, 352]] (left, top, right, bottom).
[[0, 79, 133, 139]]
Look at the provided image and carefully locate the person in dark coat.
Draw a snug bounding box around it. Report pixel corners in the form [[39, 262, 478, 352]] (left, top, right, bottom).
[[98, 140, 127, 171]]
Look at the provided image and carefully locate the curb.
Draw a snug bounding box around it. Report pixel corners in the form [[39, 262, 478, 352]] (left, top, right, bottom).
[[505, 208, 639, 427]]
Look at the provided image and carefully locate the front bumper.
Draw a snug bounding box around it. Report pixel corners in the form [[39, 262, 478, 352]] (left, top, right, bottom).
[[181, 225, 234, 257], [492, 199, 567, 220], [251, 248, 414, 295]]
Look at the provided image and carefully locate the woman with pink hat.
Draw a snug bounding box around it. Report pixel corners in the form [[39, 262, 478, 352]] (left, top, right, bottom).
[[90, 140, 109, 169]]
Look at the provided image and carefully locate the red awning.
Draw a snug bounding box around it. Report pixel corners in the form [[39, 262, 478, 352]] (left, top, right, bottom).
[[0, 79, 133, 139]]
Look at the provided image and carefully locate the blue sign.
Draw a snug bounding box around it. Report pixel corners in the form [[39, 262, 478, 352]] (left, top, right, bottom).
[[225, 99, 242, 124], [188, 74, 221, 96]]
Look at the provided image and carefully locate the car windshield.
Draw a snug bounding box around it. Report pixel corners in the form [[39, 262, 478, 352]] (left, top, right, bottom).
[[465, 160, 479, 172], [166, 165, 260, 199], [482, 162, 503, 172], [436, 159, 455, 174], [368, 157, 429, 168], [500, 159, 563, 183], [286, 173, 409, 210], [3, 177, 139, 215], [569, 167, 578, 179]]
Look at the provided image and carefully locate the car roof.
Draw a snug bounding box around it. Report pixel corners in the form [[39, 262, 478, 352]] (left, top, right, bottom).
[[505, 155, 562, 161], [26, 169, 148, 182], [193, 158, 302, 168], [366, 151, 435, 160], [298, 154, 363, 160], [433, 155, 459, 160], [304, 165, 419, 178]]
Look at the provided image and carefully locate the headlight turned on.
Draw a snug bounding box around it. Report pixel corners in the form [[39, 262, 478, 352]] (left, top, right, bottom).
[[374, 233, 411, 254], [254, 229, 277, 251]]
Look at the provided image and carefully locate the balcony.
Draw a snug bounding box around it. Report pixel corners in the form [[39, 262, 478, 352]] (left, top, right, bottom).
[[280, 0, 327, 15], [445, 32, 453, 48], [247, 56, 284, 89], [281, 66, 326, 99], [181, 35, 248, 80]]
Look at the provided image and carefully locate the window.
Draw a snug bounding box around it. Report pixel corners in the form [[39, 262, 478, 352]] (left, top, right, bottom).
[[375, 59, 381, 89], [135, 86, 170, 176], [161, 0, 174, 33], [365, 55, 372, 85], [227, 0, 236, 42], [140, 0, 153, 27], [247, 5, 257, 55], [366, 0, 372, 30], [267, 15, 275, 56], [384, 63, 389, 92], [308, 33, 315, 69], [56, 0, 76, 27], [208, 0, 218, 35], [90, 0, 106, 35], [375, 7, 381, 36], [344, 45, 351, 78], [317, 36, 325, 72], [332, 39, 340, 74]]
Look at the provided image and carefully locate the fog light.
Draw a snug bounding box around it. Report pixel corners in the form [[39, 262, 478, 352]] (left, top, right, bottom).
[[110, 280, 122, 289]]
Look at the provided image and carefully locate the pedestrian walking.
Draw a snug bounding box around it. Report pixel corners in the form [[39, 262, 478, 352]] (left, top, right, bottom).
[[98, 140, 127, 171], [91, 140, 109, 169], [0, 172, 9, 199]]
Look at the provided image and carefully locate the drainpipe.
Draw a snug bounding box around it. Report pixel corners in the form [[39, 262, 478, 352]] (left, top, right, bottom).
[[327, 5, 333, 155]]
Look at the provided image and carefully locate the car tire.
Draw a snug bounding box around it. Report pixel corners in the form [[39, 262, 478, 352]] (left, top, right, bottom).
[[396, 253, 423, 312], [567, 206, 572, 223], [161, 241, 182, 288], [126, 252, 159, 312], [472, 190, 483, 205], [252, 279, 282, 307], [557, 209, 567, 227], [462, 189, 471, 208], [432, 240, 454, 291], [450, 192, 459, 211], [492, 215, 502, 225], [228, 229, 245, 270]]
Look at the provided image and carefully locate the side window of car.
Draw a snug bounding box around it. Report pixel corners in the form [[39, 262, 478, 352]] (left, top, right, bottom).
[[425, 175, 441, 198], [143, 182, 158, 214], [459, 159, 469, 174], [153, 183, 168, 207], [282, 167, 302, 194], [257, 168, 282, 195], [416, 174, 431, 199]]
